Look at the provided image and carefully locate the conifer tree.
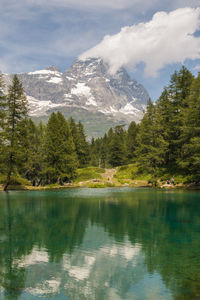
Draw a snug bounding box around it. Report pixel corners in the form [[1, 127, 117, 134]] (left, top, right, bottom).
[[178, 74, 200, 182], [69, 118, 90, 167], [108, 125, 127, 167], [0, 74, 6, 171], [0, 74, 6, 130], [136, 100, 168, 186], [126, 121, 139, 161], [18, 118, 44, 186], [77, 121, 90, 167], [43, 112, 77, 184], [99, 133, 108, 167], [3, 75, 28, 191], [90, 137, 100, 167], [166, 67, 193, 166], [157, 67, 194, 169]]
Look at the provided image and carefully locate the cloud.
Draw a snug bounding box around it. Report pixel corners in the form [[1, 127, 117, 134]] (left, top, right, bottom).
[[80, 7, 200, 77], [193, 64, 200, 70], [0, 0, 156, 12], [0, 1, 200, 74], [1, 0, 200, 13]]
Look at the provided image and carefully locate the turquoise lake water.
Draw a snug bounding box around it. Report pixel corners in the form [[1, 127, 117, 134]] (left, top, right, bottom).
[[0, 188, 199, 300]]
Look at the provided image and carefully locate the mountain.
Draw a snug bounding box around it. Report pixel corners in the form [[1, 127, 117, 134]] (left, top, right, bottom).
[[2, 58, 149, 137]]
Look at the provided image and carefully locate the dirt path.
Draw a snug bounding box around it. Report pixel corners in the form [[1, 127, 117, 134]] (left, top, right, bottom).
[[102, 168, 117, 182]]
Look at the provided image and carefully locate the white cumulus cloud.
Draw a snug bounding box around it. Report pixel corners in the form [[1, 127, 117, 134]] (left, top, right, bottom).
[[80, 7, 200, 76]]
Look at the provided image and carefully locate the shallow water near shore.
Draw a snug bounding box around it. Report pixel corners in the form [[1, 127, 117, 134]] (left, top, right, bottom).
[[0, 188, 199, 300]]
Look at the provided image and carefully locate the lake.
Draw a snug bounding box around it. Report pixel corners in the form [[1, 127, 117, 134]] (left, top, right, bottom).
[[0, 188, 199, 300]]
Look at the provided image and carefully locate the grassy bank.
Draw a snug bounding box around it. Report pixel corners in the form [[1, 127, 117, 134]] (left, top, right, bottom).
[[0, 165, 198, 191]]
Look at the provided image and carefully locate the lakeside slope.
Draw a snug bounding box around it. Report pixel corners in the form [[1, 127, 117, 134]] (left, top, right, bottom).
[[1, 165, 197, 191]]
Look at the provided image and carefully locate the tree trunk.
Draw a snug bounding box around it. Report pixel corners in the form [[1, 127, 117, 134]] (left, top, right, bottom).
[[3, 169, 11, 191], [57, 176, 63, 186]]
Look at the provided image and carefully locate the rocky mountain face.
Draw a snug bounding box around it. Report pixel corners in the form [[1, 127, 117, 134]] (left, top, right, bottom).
[[3, 58, 149, 137]]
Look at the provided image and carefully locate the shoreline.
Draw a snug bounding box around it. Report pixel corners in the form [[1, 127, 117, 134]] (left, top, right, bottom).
[[0, 181, 199, 192], [1, 167, 199, 192]]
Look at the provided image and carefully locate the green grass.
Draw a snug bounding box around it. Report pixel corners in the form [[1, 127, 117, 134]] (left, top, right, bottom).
[[159, 173, 188, 184], [74, 167, 105, 183], [0, 175, 31, 186], [87, 182, 114, 188], [115, 164, 151, 181], [115, 164, 189, 184]]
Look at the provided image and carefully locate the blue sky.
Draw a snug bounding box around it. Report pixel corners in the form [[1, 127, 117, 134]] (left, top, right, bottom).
[[0, 0, 200, 100]]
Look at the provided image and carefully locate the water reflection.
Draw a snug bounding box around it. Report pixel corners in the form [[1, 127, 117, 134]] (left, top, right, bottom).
[[0, 188, 199, 299]]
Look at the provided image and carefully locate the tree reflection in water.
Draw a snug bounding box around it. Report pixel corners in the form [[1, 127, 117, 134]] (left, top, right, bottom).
[[0, 189, 199, 299]]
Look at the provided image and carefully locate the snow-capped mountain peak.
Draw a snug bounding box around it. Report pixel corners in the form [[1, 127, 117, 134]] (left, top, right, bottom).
[[3, 58, 150, 136]]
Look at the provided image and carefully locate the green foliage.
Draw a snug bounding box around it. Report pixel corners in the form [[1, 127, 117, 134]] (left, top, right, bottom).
[[43, 112, 78, 184], [87, 182, 114, 188], [136, 100, 168, 185], [0, 74, 6, 130], [159, 174, 187, 184], [0, 75, 6, 169], [0, 65, 200, 188], [115, 164, 138, 180], [107, 125, 127, 167], [178, 74, 200, 182], [69, 118, 90, 167], [115, 164, 151, 181], [0, 175, 31, 186], [157, 67, 194, 166], [2, 75, 28, 190], [74, 167, 105, 182], [126, 121, 139, 160]]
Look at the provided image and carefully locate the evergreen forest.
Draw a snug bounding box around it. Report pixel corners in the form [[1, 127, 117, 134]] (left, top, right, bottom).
[[0, 66, 200, 190]]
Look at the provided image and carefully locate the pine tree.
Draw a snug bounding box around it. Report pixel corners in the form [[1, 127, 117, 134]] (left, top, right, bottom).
[[126, 121, 139, 162], [178, 74, 200, 182], [0, 74, 6, 171], [77, 121, 90, 167], [69, 118, 90, 167], [157, 67, 194, 170], [43, 112, 78, 184], [0, 74, 6, 130], [166, 67, 193, 165], [90, 137, 100, 167], [3, 75, 28, 191], [18, 118, 44, 186], [136, 100, 168, 186], [99, 133, 108, 168], [108, 125, 127, 167]]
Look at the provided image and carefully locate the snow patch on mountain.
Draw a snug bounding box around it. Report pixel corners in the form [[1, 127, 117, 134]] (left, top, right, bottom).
[[71, 83, 91, 97], [86, 97, 97, 106], [28, 96, 65, 116], [119, 103, 140, 115], [3, 58, 150, 128], [47, 77, 63, 84], [28, 69, 61, 76], [65, 76, 74, 81]]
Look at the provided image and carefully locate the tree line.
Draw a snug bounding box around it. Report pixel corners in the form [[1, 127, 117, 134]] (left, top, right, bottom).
[[0, 66, 200, 189], [0, 75, 89, 190], [89, 66, 200, 184]]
